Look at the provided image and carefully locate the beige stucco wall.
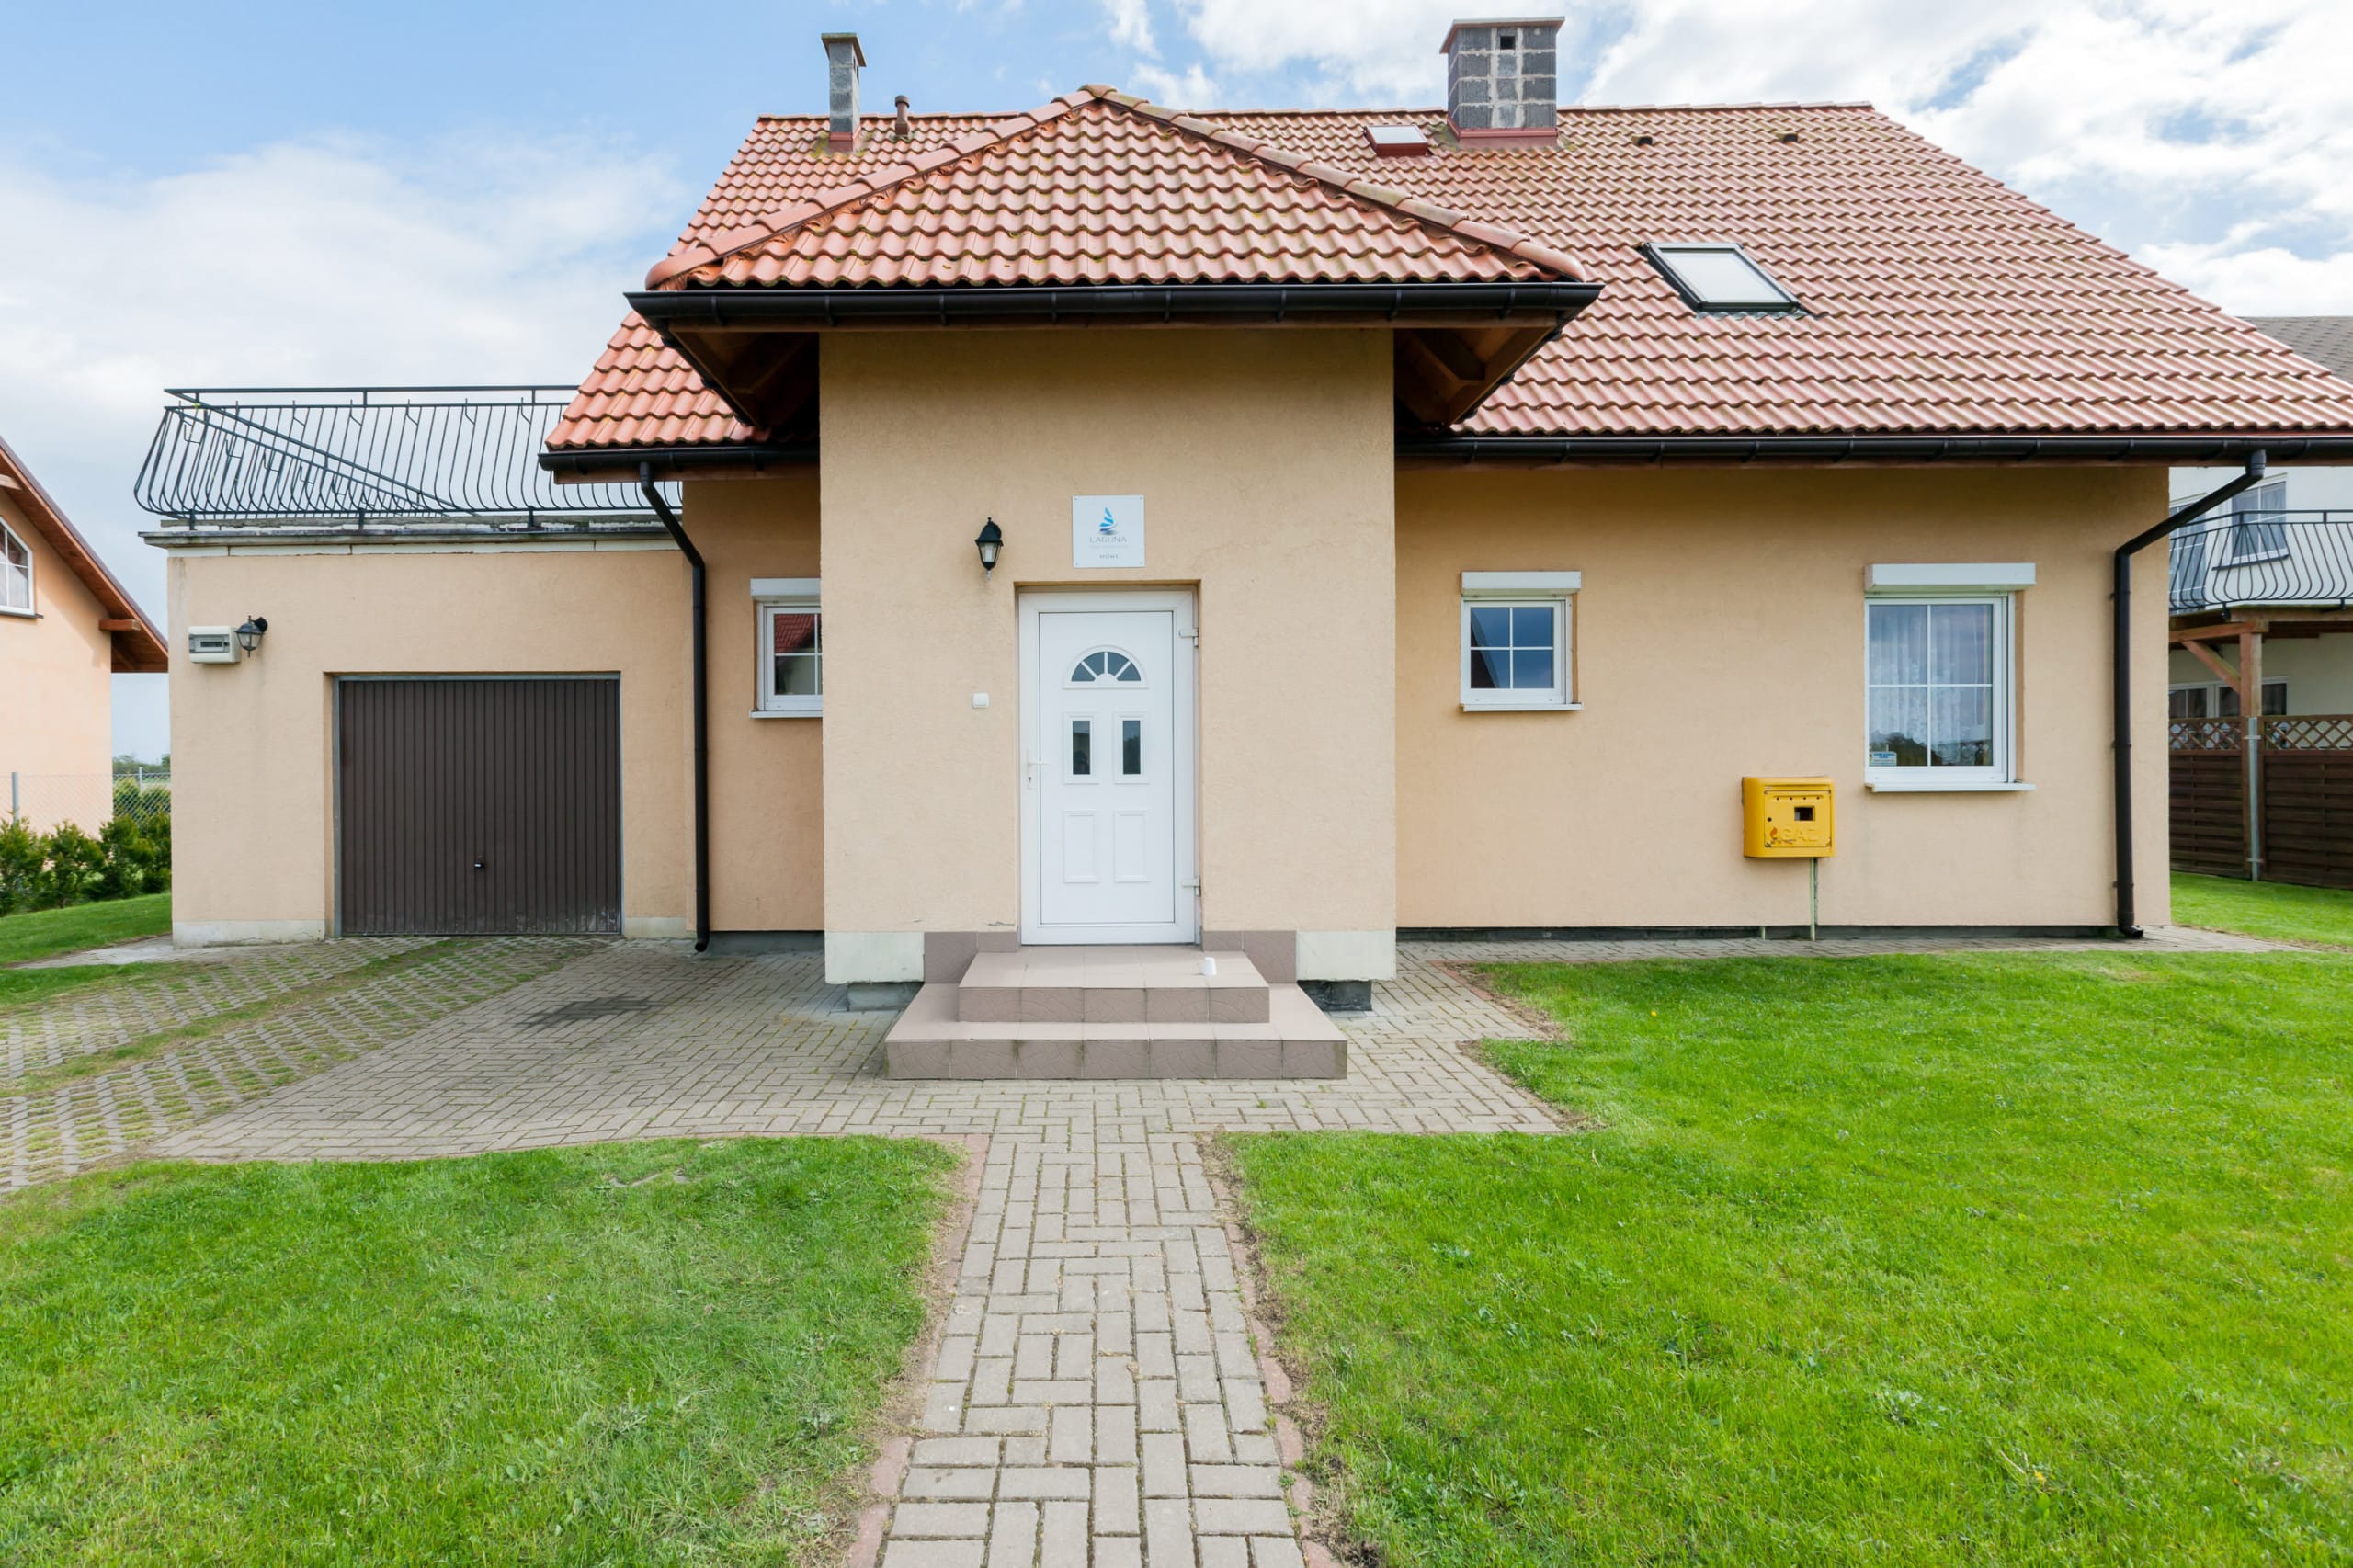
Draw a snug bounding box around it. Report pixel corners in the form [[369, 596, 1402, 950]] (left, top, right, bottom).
[[2, 496, 114, 832], [1397, 465, 2174, 929], [164, 543, 693, 943], [817, 328, 1397, 979], [688, 474, 825, 932]]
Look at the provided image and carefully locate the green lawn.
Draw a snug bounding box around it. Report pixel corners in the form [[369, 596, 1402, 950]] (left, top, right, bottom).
[[0, 1138, 955, 1566], [0, 892, 171, 966], [2174, 872, 2353, 947], [1230, 950, 2353, 1566], [0, 895, 173, 1009]]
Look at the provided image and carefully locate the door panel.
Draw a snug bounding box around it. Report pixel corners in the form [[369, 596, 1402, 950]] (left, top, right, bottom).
[[1025, 597, 1194, 942], [337, 677, 620, 935]]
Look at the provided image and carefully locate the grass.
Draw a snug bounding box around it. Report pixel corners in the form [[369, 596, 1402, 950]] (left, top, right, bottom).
[[0, 893, 171, 967], [1229, 950, 2353, 1566], [0, 1137, 957, 1566], [2173, 871, 2353, 948], [0, 896, 173, 1012]]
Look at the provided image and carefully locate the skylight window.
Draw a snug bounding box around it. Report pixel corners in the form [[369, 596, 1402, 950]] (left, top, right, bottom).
[[1643, 243, 1802, 312], [1366, 124, 1431, 157]]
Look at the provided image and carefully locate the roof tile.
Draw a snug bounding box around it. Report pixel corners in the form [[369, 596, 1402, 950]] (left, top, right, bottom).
[[550, 97, 2353, 451]]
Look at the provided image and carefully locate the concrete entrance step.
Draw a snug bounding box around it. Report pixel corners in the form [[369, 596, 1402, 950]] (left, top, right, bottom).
[[955, 944, 1270, 1024], [883, 980, 1346, 1080]]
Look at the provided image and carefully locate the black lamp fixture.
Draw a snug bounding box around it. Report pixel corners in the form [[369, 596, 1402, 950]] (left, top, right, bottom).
[[974, 517, 1004, 577], [233, 615, 268, 653]]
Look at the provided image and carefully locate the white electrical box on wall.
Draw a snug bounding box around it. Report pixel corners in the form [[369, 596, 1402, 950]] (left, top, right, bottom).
[[188, 627, 241, 664]]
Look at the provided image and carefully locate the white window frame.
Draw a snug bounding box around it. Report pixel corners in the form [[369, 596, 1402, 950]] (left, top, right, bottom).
[[751, 576, 821, 717], [1863, 586, 2022, 791], [1, 517, 31, 618], [1460, 571, 1579, 711]]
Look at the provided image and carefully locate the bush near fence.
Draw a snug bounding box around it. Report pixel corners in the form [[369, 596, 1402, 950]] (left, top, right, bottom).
[[0, 774, 172, 915]]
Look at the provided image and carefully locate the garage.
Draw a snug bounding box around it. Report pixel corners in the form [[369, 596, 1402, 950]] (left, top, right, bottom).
[[336, 676, 621, 935]]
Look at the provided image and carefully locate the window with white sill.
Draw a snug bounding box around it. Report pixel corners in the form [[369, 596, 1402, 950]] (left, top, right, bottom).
[[756, 595, 821, 715], [1461, 572, 1577, 710], [1864, 594, 2016, 785]]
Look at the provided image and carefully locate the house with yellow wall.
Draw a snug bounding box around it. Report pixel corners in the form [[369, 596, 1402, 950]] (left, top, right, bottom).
[[141, 21, 2353, 1075]]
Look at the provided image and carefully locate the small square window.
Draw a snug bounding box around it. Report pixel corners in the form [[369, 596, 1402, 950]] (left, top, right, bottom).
[[756, 597, 822, 715], [1461, 577, 1574, 710], [1643, 243, 1801, 312]]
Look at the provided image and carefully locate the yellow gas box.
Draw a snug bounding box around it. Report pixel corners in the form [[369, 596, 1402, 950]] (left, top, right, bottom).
[[1743, 777, 1834, 858]]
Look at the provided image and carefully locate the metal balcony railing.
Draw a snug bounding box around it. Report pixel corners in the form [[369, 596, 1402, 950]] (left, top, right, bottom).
[[134, 387, 676, 528], [2168, 507, 2353, 615]]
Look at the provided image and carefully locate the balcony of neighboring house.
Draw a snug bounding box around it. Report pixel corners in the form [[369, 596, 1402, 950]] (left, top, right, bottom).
[[2165, 495, 2353, 891], [134, 387, 676, 537]]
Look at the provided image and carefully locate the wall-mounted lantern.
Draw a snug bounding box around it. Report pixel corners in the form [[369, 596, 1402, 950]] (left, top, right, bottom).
[[234, 615, 268, 653], [974, 518, 1004, 577]]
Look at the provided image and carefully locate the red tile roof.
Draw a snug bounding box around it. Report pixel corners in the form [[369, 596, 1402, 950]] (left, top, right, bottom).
[[551, 95, 2353, 452]]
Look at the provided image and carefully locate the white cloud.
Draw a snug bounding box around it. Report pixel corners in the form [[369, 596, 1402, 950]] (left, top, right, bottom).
[[1102, 0, 1157, 55], [1131, 62, 1216, 107], [1164, 0, 2353, 314], [0, 134, 683, 756]]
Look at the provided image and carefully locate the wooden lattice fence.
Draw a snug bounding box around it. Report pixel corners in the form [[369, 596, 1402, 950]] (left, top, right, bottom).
[[2170, 714, 2353, 890]]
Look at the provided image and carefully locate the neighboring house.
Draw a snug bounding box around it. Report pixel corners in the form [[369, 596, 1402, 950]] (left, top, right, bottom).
[[2169, 317, 2353, 720], [144, 21, 2353, 1066], [1, 434, 168, 833]]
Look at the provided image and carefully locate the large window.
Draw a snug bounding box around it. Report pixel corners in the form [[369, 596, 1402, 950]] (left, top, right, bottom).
[[751, 578, 821, 716], [1, 520, 29, 615], [1865, 595, 2014, 783], [1460, 572, 1578, 710], [2226, 480, 2289, 563]]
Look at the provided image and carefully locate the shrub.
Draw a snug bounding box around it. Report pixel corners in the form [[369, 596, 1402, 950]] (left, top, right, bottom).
[[40, 823, 107, 909], [0, 815, 40, 915]]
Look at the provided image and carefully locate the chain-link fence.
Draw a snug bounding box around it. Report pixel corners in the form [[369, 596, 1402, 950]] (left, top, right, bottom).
[[6, 772, 172, 836]]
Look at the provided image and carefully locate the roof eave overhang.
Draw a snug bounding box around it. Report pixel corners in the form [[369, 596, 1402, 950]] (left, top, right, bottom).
[[540, 442, 820, 484], [0, 441, 168, 671], [627, 280, 1601, 432], [1396, 432, 2353, 466]]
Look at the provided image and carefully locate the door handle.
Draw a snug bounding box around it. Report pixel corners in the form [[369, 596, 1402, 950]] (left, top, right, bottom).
[[472, 859, 485, 871]]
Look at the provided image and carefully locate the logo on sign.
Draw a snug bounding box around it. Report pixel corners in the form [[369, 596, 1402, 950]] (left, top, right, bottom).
[[1073, 494, 1145, 569]]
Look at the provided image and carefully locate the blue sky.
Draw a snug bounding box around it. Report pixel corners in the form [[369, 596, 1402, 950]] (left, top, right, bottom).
[[5, 0, 2349, 758]]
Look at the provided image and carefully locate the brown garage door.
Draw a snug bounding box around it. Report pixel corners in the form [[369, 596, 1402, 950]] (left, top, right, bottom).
[[337, 677, 620, 935]]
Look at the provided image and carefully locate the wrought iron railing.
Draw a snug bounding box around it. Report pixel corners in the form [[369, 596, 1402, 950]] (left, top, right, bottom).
[[134, 387, 675, 528], [2168, 508, 2353, 614]]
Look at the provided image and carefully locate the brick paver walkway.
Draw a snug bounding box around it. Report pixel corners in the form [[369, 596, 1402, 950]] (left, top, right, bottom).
[[99, 924, 2271, 1564]]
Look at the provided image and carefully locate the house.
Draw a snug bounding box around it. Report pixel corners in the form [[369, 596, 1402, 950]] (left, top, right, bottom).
[[2163, 317, 2353, 888], [2, 434, 168, 833], [2168, 318, 2353, 721], [143, 23, 2353, 1073]]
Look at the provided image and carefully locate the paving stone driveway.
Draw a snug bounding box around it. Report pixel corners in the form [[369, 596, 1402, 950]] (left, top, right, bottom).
[[4, 924, 2277, 1566]]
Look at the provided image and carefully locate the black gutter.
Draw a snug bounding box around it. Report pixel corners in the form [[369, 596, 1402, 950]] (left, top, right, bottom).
[[1400, 433, 2353, 464], [542, 444, 815, 477], [2112, 452, 2267, 937], [628, 281, 1599, 329], [640, 462, 710, 953]]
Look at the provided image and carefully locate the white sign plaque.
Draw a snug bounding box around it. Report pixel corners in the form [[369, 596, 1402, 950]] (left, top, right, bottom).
[[1072, 494, 1145, 569]]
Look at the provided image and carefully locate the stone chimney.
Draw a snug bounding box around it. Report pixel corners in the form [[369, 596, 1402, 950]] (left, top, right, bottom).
[[1440, 17, 1563, 147], [822, 33, 866, 152]]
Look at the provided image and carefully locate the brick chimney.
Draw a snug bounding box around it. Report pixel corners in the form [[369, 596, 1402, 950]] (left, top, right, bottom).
[[822, 32, 865, 152], [1441, 17, 1563, 147]]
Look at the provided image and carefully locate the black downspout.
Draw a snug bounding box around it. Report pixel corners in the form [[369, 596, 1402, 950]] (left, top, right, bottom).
[[641, 463, 710, 952], [2112, 451, 2265, 936]]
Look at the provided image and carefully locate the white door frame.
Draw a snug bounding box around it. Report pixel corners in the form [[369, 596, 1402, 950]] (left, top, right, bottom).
[[1018, 587, 1199, 944]]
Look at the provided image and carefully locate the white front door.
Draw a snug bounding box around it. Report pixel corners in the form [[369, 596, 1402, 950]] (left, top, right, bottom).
[[1020, 591, 1197, 944]]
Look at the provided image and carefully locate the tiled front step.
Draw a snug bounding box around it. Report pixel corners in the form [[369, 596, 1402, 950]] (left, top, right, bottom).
[[955, 945, 1270, 1024], [884, 981, 1345, 1079]]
